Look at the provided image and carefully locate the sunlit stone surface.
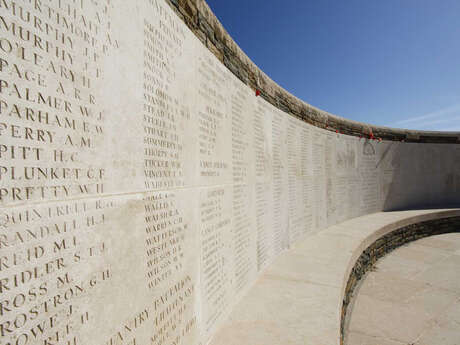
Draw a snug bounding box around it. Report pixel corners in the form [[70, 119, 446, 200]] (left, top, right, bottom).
[[0, 1, 459, 344], [347, 233, 460, 345]]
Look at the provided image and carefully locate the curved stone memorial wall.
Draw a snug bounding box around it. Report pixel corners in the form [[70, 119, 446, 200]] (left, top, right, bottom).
[[0, 1, 459, 345]]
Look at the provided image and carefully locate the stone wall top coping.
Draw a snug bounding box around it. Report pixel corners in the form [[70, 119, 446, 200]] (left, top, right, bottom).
[[166, 0, 460, 143], [208, 208, 460, 345]]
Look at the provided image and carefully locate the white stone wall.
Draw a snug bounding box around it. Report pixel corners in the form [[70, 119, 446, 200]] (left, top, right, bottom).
[[0, 1, 459, 344]]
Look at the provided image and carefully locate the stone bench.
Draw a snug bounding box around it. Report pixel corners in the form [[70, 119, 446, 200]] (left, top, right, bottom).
[[208, 209, 460, 345]]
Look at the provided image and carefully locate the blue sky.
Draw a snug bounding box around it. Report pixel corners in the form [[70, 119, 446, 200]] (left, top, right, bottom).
[[206, 0, 460, 131]]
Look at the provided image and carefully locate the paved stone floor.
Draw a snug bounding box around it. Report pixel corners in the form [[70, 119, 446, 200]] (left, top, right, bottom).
[[346, 233, 460, 345]]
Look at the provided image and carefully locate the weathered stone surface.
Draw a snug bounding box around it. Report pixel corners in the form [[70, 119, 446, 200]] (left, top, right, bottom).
[[0, 1, 459, 345]]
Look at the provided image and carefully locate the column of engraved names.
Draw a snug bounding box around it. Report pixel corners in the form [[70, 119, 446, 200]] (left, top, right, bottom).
[[142, 14, 186, 288], [197, 55, 229, 180], [253, 101, 272, 271], [271, 112, 287, 253], [0, 1, 118, 344], [325, 134, 337, 224], [143, 15, 190, 191], [335, 138, 357, 221], [143, 192, 188, 290], [312, 130, 326, 229], [300, 125, 313, 234], [287, 120, 303, 243], [360, 140, 379, 213], [140, 6, 199, 343], [0, 198, 114, 345], [200, 188, 231, 334], [230, 83, 252, 292], [379, 143, 404, 210], [0, 0, 119, 205]]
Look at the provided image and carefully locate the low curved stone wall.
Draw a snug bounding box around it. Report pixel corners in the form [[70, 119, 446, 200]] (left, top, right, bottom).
[[341, 216, 460, 344], [0, 1, 459, 345]]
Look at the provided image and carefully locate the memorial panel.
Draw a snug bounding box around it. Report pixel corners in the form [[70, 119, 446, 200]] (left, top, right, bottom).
[[230, 79, 257, 298], [1, 1, 459, 345], [358, 139, 380, 214], [253, 99, 274, 271], [335, 135, 358, 222], [196, 50, 232, 186], [199, 185, 233, 342], [271, 107, 289, 253], [312, 127, 327, 231], [0, 0, 121, 206], [287, 117, 307, 244], [0, 194, 201, 345], [300, 122, 314, 236], [143, 3, 197, 191], [325, 131, 338, 226]]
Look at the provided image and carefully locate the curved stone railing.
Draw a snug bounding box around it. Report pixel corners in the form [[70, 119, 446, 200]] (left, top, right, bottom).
[[0, 1, 459, 345]]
